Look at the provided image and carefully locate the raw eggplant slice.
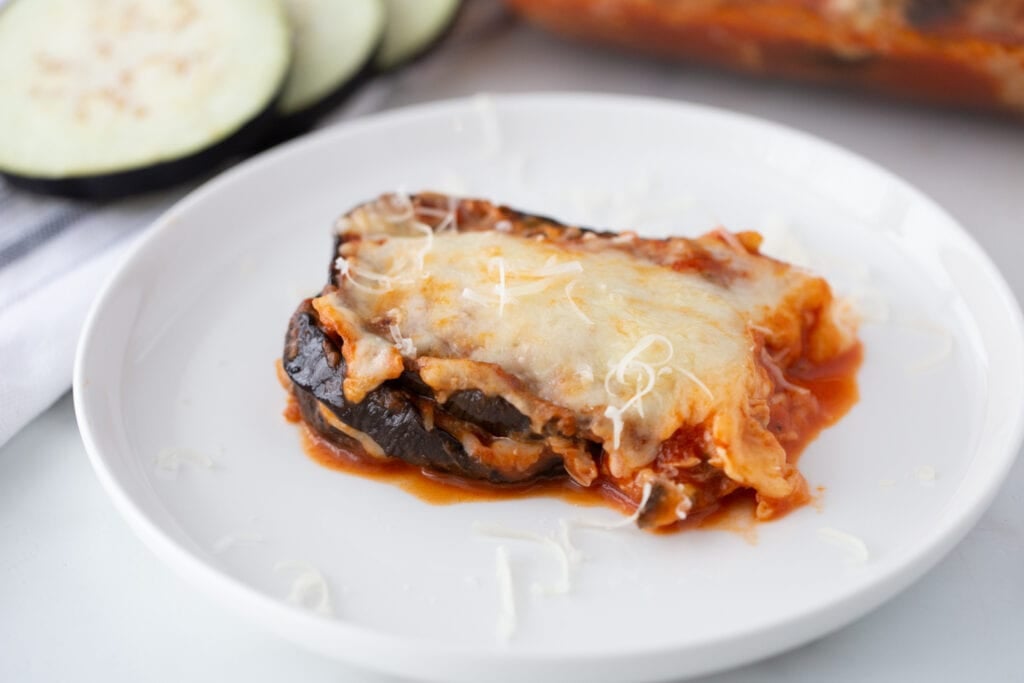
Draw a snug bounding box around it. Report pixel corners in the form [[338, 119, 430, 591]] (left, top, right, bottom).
[[0, 0, 291, 199], [277, 0, 385, 132], [375, 0, 463, 72]]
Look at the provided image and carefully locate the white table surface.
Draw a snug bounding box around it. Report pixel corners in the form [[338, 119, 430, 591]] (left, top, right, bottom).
[[2, 4, 1023, 681]]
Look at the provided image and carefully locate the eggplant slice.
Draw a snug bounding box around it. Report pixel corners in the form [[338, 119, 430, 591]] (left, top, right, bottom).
[[280, 193, 863, 529], [276, 0, 386, 135], [0, 0, 291, 199], [281, 194, 702, 526], [374, 0, 464, 72], [284, 301, 562, 484]]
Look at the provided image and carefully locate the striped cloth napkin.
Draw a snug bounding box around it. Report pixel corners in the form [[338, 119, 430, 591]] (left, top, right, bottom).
[[0, 185, 181, 448], [0, 0, 506, 448]]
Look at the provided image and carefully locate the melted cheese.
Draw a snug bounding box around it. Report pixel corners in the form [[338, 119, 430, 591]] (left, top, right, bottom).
[[314, 204, 853, 501]]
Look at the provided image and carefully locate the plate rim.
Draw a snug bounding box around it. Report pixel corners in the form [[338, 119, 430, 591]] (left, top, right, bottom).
[[73, 91, 1024, 681]]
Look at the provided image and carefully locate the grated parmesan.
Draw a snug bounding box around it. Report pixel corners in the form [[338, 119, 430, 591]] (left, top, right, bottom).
[[557, 518, 584, 565], [461, 257, 584, 316], [154, 447, 215, 477], [760, 346, 810, 395], [212, 531, 264, 554], [473, 522, 572, 596], [713, 228, 747, 255], [388, 322, 417, 357], [571, 481, 654, 531], [495, 546, 516, 642], [275, 561, 333, 616], [564, 280, 594, 326], [906, 325, 953, 374], [817, 527, 870, 565], [603, 336, 676, 449], [334, 194, 440, 295]]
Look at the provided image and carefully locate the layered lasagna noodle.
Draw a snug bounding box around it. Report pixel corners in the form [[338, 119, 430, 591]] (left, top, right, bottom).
[[282, 193, 860, 529]]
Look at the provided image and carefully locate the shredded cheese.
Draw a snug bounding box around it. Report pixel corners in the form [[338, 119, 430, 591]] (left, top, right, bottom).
[[907, 325, 953, 374], [461, 287, 494, 306], [334, 193, 441, 294], [212, 531, 264, 553], [574, 363, 595, 384], [495, 257, 509, 316], [760, 346, 810, 395], [915, 465, 937, 483], [461, 257, 584, 316], [335, 256, 404, 294], [275, 561, 332, 616], [571, 481, 654, 531], [388, 322, 416, 357], [495, 546, 516, 642], [533, 258, 584, 278], [154, 447, 214, 477], [564, 279, 594, 326], [713, 228, 747, 254], [557, 518, 584, 565], [608, 335, 674, 386], [473, 522, 572, 596], [327, 202, 853, 495], [378, 191, 414, 224], [603, 336, 675, 449], [675, 495, 694, 520], [678, 367, 714, 401], [817, 527, 870, 565], [408, 218, 434, 271]]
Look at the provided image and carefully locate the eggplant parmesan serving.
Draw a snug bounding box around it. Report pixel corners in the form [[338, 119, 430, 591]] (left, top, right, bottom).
[[281, 193, 861, 531]]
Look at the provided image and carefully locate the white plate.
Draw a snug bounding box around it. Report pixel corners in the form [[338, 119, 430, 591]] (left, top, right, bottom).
[[74, 94, 1024, 682]]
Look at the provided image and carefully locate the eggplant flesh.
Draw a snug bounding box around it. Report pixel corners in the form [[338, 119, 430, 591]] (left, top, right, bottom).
[[284, 301, 561, 484], [2, 98, 280, 200], [274, 0, 385, 137], [0, 0, 291, 200], [375, 0, 464, 72]]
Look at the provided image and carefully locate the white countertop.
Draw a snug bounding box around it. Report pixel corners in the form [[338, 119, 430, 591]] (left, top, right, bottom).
[[2, 4, 1023, 680]]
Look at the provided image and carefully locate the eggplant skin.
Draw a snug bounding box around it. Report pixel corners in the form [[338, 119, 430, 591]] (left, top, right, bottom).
[[264, 38, 382, 147], [374, 0, 467, 74], [283, 300, 561, 484], [1, 92, 282, 201]]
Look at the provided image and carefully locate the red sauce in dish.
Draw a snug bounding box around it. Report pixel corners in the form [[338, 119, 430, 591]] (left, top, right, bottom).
[[295, 417, 628, 512], [283, 342, 861, 535]]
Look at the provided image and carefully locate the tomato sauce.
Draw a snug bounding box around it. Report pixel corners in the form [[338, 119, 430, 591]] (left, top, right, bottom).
[[283, 342, 862, 535]]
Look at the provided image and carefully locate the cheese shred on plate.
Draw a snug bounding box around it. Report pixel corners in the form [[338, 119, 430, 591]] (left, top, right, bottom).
[[281, 193, 862, 530]]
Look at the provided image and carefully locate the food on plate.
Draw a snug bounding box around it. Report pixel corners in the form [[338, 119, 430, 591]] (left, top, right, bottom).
[[281, 193, 861, 530], [375, 0, 464, 72], [276, 0, 385, 135], [505, 0, 1024, 117], [0, 0, 291, 199]]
